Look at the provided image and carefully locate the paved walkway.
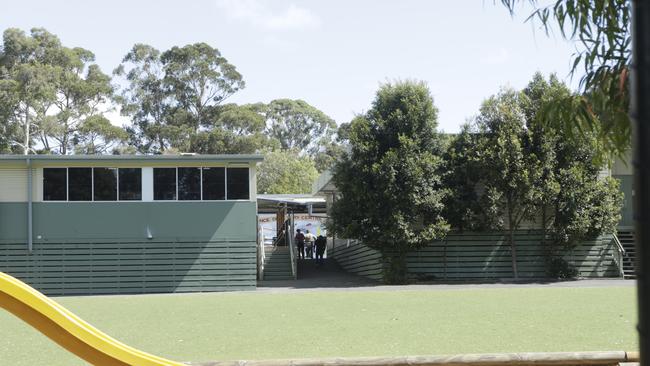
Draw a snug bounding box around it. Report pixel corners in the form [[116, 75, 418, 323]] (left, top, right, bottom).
[[256, 259, 635, 293]]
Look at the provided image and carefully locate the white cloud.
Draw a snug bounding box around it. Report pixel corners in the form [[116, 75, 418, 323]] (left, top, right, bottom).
[[215, 0, 321, 30]]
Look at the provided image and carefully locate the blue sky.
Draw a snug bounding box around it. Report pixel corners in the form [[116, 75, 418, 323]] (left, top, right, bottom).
[[1, 0, 578, 132]]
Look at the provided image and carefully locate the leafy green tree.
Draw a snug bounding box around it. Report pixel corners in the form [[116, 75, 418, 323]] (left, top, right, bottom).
[[442, 126, 484, 232], [189, 103, 277, 154], [45, 57, 113, 154], [313, 121, 352, 172], [0, 28, 58, 154], [0, 93, 15, 152], [327, 81, 449, 284], [162, 43, 244, 131], [522, 74, 623, 277], [1, 28, 114, 155], [73, 115, 128, 154], [257, 150, 319, 194], [451, 74, 624, 278], [501, 0, 631, 159], [313, 142, 344, 172], [114, 44, 181, 153], [264, 99, 337, 160], [115, 43, 244, 153], [472, 88, 543, 279]]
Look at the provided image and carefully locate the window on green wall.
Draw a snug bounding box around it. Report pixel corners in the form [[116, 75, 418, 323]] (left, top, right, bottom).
[[94, 168, 117, 201], [43, 168, 67, 201], [68, 168, 92, 201], [227, 167, 249, 200], [152, 166, 250, 201], [178, 167, 201, 200], [202, 167, 225, 200], [154, 168, 177, 200], [119, 168, 142, 201]]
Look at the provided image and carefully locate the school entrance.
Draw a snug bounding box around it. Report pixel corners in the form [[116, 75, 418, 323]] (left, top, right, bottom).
[[256, 194, 367, 286]]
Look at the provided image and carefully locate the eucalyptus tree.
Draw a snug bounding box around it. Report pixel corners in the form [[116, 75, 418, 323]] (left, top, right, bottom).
[[256, 150, 319, 194], [189, 103, 277, 154], [46, 53, 113, 154], [0, 28, 57, 154], [327, 81, 449, 284], [161, 43, 245, 132], [114, 44, 176, 153], [264, 99, 337, 160], [501, 0, 631, 159], [1, 27, 114, 155], [115, 42, 245, 153], [73, 115, 128, 154]]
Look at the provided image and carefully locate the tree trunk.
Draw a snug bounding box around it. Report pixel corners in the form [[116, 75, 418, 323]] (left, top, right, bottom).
[[507, 203, 519, 279], [159, 135, 165, 152], [382, 247, 408, 285], [61, 129, 68, 155], [23, 103, 30, 155]]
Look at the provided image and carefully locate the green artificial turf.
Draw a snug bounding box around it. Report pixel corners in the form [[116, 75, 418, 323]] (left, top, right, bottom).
[[0, 286, 638, 366]]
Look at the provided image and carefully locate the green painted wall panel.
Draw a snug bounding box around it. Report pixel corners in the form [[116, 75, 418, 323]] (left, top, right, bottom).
[[0, 201, 257, 242], [330, 232, 620, 281], [0, 240, 257, 295], [0, 201, 258, 295]]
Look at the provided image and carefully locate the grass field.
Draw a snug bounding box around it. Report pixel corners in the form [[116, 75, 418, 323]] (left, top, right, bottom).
[[0, 286, 638, 366]]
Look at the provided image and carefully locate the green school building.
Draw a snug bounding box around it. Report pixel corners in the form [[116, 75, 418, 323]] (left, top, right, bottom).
[[0, 152, 636, 294], [0, 154, 262, 295]]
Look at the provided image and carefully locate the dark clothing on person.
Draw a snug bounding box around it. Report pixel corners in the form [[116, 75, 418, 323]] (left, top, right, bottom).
[[315, 235, 327, 264], [295, 232, 305, 259]]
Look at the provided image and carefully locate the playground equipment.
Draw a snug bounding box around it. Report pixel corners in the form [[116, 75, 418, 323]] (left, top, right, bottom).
[[0, 271, 184, 366]]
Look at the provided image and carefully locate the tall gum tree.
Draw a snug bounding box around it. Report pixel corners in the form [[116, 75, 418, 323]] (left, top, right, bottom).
[[115, 42, 244, 153], [0, 28, 114, 155], [0, 28, 57, 154]]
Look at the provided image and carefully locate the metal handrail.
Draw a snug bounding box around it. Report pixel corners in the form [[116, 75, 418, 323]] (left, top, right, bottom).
[[612, 233, 626, 278], [287, 216, 297, 279], [273, 230, 286, 247], [257, 224, 266, 280], [613, 232, 626, 255]]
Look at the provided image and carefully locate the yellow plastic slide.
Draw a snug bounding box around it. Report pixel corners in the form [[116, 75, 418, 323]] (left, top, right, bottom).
[[0, 272, 186, 366]]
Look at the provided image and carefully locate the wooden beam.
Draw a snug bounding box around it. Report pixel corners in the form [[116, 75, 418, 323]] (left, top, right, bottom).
[[186, 351, 639, 366]]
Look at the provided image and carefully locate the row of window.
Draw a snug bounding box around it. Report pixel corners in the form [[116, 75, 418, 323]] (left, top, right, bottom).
[[43, 167, 250, 201], [153, 167, 249, 200]]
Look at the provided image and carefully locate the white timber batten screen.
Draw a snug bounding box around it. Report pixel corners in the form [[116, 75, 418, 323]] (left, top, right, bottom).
[[0, 167, 38, 202], [142, 167, 154, 202]]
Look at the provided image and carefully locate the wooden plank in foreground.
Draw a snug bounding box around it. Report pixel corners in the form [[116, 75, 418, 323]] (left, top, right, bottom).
[[186, 351, 640, 366]]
